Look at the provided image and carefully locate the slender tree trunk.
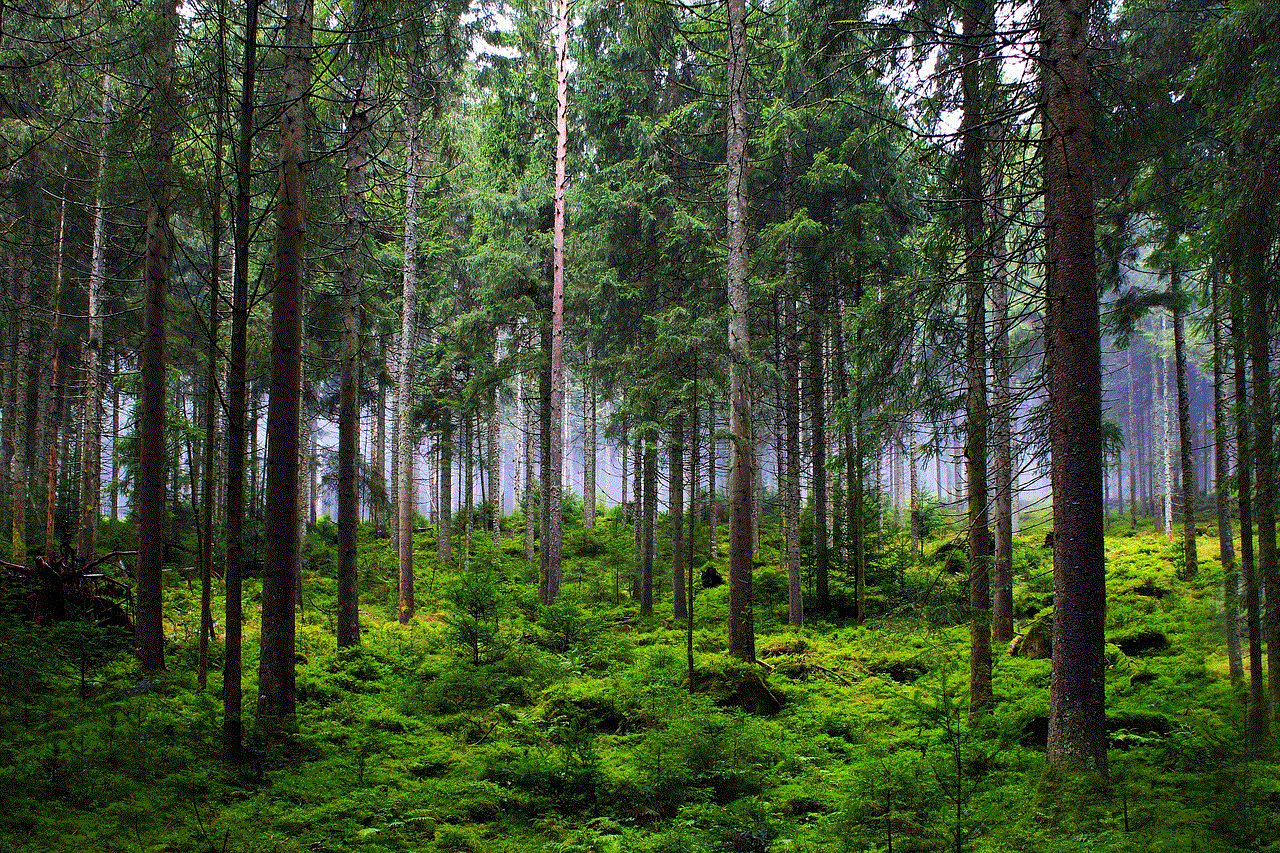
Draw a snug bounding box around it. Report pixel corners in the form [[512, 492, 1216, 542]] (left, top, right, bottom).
[[199, 40, 228, 685], [1128, 346, 1137, 527], [439, 408, 453, 564], [544, 0, 569, 605], [1160, 324, 1173, 539], [584, 372, 596, 528], [1232, 286, 1267, 743], [708, 395, 718, 559], [373, 378, 386, 535], [77, 76, 111, 562], [489, 343, 501, 546], [809, 314, 830, 614], [991, 147, 1014, 645], [641, 428, 656, 616], [522, 357, 535, 563], [136, 0, 179, 672], [1170, 265, 1197, 578], [672, 413, 686, 620], [398, 111, 423, 623], [337, 5, 374, 647], [1043, 0, 1106, 774], [43, 172, 67, 558], [783, 147, 802, 627], [960, 0, 993, 715], [223, 0, 256, 754], [1212, 275, 1243, 686]]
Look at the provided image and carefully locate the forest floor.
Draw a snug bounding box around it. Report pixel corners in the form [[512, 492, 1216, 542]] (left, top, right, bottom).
[[1, 509, 1276, 853]]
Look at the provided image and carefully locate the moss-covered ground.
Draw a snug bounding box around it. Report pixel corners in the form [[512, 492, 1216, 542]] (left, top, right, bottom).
[[1, 508, 1275, 852]]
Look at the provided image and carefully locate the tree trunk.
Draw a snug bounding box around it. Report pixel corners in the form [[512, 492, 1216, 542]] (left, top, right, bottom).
[[373, 377, 386, 536], [77, 76, 110, 562], [1170, 269, 1197, 578], [961, 0, 993, 715], [1043, 0, 1106, 774], [671, 414, 686, 620], [584, 372, 596, 528], [1231, 285, 1267, 743], [809, 314, 830, 614], [135, 0, 179, 672], [641, 428, 656, 616], [708, 395, 718, 559], [258, 0, 312, 717], [398, 110, 423, 623], [337, 6, 374, 647], [1211, 275, 1243, 686], [489, 343, 501, 546], [544, 0, 569, 605], [439, 408, 453, 564], [783, 147, 802, 627], [223, 0, 257, 761]]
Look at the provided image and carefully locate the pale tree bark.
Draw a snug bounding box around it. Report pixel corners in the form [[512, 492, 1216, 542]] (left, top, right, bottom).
[[136, 0, 179, 672], [543, 0, 569, 604], [258, 0, 312, 717], [77, 75, 111, 562], [725, 0, 754, 660], [398, 107, 424, 623], [338, 0, 375, 647], [671, 413, 686, 620], [1043, 0, 1106, 774], [584, 372, 596, 528]]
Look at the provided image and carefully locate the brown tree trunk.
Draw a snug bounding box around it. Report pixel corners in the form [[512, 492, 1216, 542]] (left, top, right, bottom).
[[258, 0, 312, 717], [1170, 266, 1197, 579], [223, 0, 257, 757], [136, 0, 179, 672], [671, 413, 686, 620], [1043, 0, 1106, 774], [584, 372, 596, 528], [337, 4, 375, 647], [783, 148, 802, 627], [640, 428, 656, 616], [809, 314, 829, 614], [1212, 274, 1243, 686]]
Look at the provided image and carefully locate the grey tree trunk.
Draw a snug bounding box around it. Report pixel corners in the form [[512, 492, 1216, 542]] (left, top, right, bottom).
[[584, 372, 596, 528], [398, 112, 423, 623], [1211, 276, 1243, 685], [1170, 264, 1197, 579], [671, 414, 686, 620]]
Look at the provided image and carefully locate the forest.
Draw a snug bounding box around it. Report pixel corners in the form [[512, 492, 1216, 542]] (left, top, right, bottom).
[[1, 0, 1279, 849]]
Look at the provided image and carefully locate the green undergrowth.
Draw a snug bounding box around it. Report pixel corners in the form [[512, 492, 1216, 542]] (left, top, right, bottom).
[[1, 513, 1275, 852]]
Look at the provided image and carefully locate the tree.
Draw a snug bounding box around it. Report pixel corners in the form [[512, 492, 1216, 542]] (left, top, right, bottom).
[[258, 0, 313, 718], [136, 0, 180, 672], [725, 0, 754, 661], [1042, 0, 1107, 773]]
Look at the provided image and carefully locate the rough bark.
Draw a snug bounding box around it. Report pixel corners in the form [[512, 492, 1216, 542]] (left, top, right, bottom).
[[725, 0, 753, 660], [136, 0, 179, 672], [1042, 0, 1107, 774], [783, 147, 802, 627], [671, 414, 686, 620], [223, 0, 257, 760], [1170, 267, 1197, 578], [1211, 275, 1243, 686], [258, 0, 312, 717], [640, 429, 656, 616], [398, 111, 423, 623], [809, 315, 830, 614], [584, 372, 596, 528], [337, 5, 375, 647]]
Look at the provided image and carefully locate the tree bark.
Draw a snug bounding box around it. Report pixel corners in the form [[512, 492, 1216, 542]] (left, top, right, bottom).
[[1042, 0, 1106, 774], [809, 314, 830, 614], [1170, 266, 1197, 578], [671, 414, 686, 620], [136, 0, 179, 672], [1211, 275, 1243, 686], [258, 0, 312, 717], [398, 110, 423, 623], [783, 147, 802, 627], [725, 0, 753, 661], [641, 428, 656, 616], [584, 372, 596, 528], [337, 2, 375, 647]]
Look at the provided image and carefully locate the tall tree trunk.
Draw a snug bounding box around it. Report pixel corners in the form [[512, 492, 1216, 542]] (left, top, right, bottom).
[[783, 147, 802, 627], [136, 0, 179, 672], [199, 35, 228, 686], [1212, 274, 1243, 686], [337, 2, 375, 647], [77, 76, 111, 562], [223, 0, 257, 760], [1159, 325, 1172, 539], [43, 171, 67, 558], [584, 372, 596, 528], [1128, 346, 1137, 527], [489, 343, 501, 546], [671, 413, 686, 620], [961, 0, 993, 715], [373, 377, 386, 535], [725, 0, 754, 661], [641, 428, 656, 616], [1043, 0, 1106, 775], [439, 408, 453, 564], [1245, 244, 1279, 728], [258, 0, 312, 717], [544, 0, 569, 605], [1232, 285, 1267, 743], [1170, 265, 1197, 578], [809, 314, 830, 614], [991, 154, 1014, 646], [708, 395, 717, 559], [398, 110, 423, 623], [522, 356, 535, 563]]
